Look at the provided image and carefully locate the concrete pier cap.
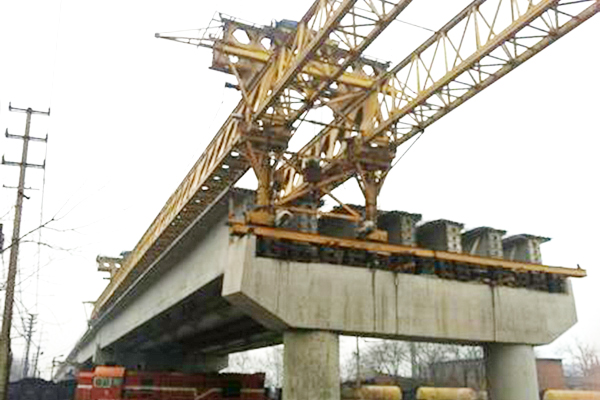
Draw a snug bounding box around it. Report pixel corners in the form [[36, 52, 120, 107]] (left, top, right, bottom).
[[222, 233, 577, 346]]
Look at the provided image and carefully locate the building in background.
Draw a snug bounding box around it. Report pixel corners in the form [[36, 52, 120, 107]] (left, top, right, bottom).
[[567, 365, 600, 391], [428, 358, 566, 392]]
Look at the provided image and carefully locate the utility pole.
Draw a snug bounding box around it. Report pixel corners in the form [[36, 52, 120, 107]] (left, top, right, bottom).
[[0, 103, 49, 400], [31, 346, 41, 378], [50, 355, 63, 381], [32, 330, 42, 378], [21, 313, 36, 378]]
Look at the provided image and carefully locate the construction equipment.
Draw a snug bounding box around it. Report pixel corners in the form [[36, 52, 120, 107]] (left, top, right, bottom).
[[74, 365, 266, 400], [91, 0, 598, 317]]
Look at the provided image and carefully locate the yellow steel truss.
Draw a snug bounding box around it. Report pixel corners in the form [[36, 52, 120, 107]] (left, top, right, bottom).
[[93, 0, 598, 317], [276, 0, 600, 205]]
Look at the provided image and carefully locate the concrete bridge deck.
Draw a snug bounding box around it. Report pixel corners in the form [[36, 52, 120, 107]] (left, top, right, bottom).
[[61, 188, 580, 361], [58, 188, 583, 400]]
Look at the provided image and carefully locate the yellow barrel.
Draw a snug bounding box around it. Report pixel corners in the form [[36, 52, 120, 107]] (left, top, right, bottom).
[[543, 390, 600, 400], [416, 387, 477, 400], [341, 385, 402, 400]]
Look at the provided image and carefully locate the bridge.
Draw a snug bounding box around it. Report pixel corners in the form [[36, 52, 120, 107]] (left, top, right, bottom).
[[58, 1, 598, 400], [59, 188, 584, 399]]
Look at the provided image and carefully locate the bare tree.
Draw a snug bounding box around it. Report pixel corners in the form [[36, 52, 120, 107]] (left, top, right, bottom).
[[261, 346, 283, 388], [226, 351, 258, 373], [446, 344, 483, 360], [340, 339, 409, 385], [362, 340, 409, 377], [412, 343, 450, 380], [225, 346, 284, 388], [565, 340, 600, 378], [340, 339, 483, 386]]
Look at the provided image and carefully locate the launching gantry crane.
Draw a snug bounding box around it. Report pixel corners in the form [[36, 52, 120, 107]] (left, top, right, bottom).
[[154, 0, 598, 235], [93, 0, 597, 316]]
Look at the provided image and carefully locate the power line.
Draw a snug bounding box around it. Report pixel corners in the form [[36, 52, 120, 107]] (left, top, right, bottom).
[[0, 104, 49, 400], [34, 134, 48, 314], [21, 313, 36, 378]]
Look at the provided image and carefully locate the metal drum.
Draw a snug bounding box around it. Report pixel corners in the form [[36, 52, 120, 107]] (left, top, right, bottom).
[[416, 387, 477, 400], [341, 385, 402, 400], [543, 390, 600, 400]]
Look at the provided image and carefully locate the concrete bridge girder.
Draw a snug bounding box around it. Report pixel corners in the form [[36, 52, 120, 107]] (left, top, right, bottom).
[[60, 189, 578, 400], [92, 346, 228, 373], [222, 234, 577, 345], [73, 215, 232, 365], [221, 234, 575, 400]]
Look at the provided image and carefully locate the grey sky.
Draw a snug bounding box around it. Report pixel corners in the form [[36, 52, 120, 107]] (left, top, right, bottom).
[[0, 0, 598, 379]]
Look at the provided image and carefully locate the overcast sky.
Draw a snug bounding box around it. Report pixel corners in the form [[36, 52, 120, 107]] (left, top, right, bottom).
[[0, 0, 598, 380]]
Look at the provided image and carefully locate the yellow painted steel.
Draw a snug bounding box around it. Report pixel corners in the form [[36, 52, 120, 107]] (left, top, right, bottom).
[[341, 385, 402, 400], [543, 390, 600, 400], [416, 387, 477, 400], [92, 0, 417, 318], [94, 0, 599, 318], [276, 0, 600, 204], [212, 42, 376, 89], [229, 224, 586, 278]]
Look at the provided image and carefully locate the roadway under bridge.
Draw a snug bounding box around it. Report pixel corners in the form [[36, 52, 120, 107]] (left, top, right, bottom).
[[58, 188, 582, 400]]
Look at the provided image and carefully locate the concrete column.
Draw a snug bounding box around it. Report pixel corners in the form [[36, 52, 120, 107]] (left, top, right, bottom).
[[485, 344, 539, 400], [283, 331, 339, 400]]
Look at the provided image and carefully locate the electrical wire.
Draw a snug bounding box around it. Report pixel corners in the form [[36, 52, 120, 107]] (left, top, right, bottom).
[[34, 140, 48, 314], [0, 206, 15, 222], [13, 0, 64, 349]]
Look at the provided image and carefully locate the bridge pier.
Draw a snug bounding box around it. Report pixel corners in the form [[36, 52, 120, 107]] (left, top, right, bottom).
[[485, 343, 539, 400], [283, 330, 339, 400]]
